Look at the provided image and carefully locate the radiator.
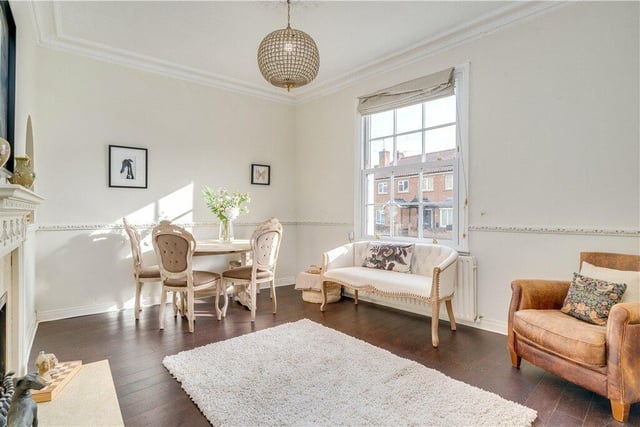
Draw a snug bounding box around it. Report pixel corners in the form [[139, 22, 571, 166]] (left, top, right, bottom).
[[453, 255, 478, 322]]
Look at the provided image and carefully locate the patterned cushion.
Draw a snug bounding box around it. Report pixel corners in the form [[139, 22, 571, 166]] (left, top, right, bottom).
[[561, 272, 627, 325], [362, 243, 413, 273]]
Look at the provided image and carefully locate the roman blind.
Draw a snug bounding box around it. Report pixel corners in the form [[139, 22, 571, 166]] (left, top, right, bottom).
[[357, 67, 454, 115]]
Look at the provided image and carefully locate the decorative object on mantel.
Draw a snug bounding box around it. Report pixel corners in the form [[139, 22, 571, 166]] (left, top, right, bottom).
[[108, 145, 148, 189], [0, 371, 15, 427], [202, 187, 250, 243], [251, 163, 270, 185], [0, 138, 10, 170], [35, 351, 58, 384], [31, 360, 82, 403], [8, 156, 35, 189], [257, 0, 319, 91]]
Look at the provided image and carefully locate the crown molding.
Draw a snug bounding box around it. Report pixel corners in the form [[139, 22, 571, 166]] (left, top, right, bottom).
[[30, 1, 566, 105], [292, 1, 566, 103]]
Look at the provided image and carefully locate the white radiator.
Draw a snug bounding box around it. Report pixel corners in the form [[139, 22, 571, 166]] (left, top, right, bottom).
[[453, 255, 478, 322]]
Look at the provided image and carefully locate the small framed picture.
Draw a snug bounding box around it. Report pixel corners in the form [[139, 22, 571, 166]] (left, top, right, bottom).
[[251, 164, 270, 185], [109, 145, 148, 189]]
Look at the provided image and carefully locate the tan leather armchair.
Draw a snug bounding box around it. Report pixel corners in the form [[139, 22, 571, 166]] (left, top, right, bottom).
[[508, 252, 639, 423]]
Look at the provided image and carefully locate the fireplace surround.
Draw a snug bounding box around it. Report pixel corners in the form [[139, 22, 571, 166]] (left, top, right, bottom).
[[0, 184, 43, 375]]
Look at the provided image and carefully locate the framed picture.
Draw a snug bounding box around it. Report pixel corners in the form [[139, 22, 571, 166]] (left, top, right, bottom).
[[109, 145, 148, 188], [0, 1, 15, 172], [251, 163, 270, 185]]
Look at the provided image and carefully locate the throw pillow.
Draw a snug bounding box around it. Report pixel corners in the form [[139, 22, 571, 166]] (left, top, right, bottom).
[[362, 243, 413, 273], [580, 261, 639, 303], [561, 272, 627, 325]]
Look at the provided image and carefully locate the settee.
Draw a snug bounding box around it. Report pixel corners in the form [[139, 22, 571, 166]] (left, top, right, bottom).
[[319, 241, 458, 347]]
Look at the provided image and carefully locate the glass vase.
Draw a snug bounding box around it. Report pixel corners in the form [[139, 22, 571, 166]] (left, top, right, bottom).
[[219, 219, 234, 242]]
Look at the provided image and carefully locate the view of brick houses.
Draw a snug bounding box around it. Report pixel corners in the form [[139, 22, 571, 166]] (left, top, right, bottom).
[[363, 95, 457, 241]]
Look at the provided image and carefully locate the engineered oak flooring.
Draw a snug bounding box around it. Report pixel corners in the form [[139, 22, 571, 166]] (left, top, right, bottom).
[[30, 285, 638, 426]]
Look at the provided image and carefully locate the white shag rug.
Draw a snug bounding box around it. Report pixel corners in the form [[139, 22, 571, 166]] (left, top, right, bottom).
[[163, 319, 537, 426]]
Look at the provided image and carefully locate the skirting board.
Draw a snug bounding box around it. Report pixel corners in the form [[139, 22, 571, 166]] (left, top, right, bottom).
[[36, 276, 294, 323], [342, 290, 508, 336]]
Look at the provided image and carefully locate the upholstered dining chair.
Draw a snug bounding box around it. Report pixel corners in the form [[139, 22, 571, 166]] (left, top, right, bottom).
[[123, 218, 162, 320], [508, 252, 640, 422], [219, 218, 283, 322], [151, 220, 221, 332]]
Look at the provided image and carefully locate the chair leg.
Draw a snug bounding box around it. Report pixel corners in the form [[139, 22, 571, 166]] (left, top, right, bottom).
[[354, 290, 359, 305], [445, 299, 457, 331], [271, 281, 277, 314], [172, 292, 178, 317], [431, 300, 440, 347], [320, 281, 327, 312], [187, 291, 195, 333], [222, 280, 231, 318], [134, 281, 142, 320], [610, 400, 630, 422], [159, 289, 167, 330], [215, 281, 222, 321], [250, 282, 257, 322], [509, 350, 522, 368]]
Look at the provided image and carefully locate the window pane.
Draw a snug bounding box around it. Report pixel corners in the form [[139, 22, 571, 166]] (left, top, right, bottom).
[[366, 173, 390, 206], [369, 137, 393, 168], [422, 166, 453, 240], [366, 204, 391, 237], [394, 202, 419, 238], [425, 95, 456, 128], [370, 110, 393, 139], [396, 104, 422, 134], [396, 131, 421, 165], [425, 125, 456, 153]]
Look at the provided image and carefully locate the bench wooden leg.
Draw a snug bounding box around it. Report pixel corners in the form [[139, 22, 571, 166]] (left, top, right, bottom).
[[445, 299, 456, 331], [354, 290, 359, 305], [431, 300, 440, 347], [610, 400, 630, 422]]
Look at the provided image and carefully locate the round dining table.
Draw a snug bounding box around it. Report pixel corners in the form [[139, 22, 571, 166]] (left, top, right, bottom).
[[194, 239, 251, 257]]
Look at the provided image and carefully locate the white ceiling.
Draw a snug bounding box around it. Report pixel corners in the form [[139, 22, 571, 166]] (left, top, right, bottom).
[[31, 1, 559, 103]]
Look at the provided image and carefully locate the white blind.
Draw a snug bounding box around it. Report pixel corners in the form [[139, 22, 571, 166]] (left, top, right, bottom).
[[357, 67, 454, 115]]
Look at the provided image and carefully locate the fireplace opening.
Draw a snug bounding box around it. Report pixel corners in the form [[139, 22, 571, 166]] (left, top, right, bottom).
[[0, 292, 6, 376]]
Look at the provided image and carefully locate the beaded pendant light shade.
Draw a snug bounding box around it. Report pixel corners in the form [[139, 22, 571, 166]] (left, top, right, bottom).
[[257, 0, 319, 91]]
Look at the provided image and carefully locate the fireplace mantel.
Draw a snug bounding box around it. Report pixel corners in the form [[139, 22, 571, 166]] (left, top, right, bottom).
[[0, 184, 44, 375]]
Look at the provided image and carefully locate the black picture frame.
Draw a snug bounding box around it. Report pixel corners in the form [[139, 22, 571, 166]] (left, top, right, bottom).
[[251, 164, 270, 185], [0, 1, 15, 173], [109, 145, 148, 189]]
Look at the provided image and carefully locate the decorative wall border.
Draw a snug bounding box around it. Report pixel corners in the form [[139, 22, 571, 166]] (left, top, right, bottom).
[[468, 225, 639, 238], [37, 220, 354, 232]]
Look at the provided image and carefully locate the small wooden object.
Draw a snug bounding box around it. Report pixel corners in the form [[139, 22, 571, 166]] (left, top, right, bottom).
[[32, 361, 82, 403]]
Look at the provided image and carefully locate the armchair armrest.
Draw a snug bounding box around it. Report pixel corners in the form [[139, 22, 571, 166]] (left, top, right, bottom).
[[508, 279, 570, 352], [606, 302, 640, 405], [433, 251, 458, 299], [322, 243, 354, 272]]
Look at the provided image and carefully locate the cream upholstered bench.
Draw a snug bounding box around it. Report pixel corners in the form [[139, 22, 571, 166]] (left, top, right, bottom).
[[320, 241, 458, 347]]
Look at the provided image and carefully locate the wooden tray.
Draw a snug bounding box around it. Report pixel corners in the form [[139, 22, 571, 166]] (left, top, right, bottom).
[[33, 361, 82, 403]]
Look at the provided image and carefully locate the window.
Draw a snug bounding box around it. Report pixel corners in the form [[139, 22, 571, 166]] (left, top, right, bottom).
[[377, 182, 388, 194], [359, 66, 468, 248], [422, 176, 434, 192], [444, 174, 453, 191], [439, 208, 453, 228]]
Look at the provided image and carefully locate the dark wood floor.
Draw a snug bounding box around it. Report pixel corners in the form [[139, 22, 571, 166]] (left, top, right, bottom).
[[30, 286, 638, 426]]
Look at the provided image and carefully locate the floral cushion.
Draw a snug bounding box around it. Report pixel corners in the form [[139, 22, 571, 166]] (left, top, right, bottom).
[[362, 243, 413, 273], [561, 273, 627, 325]]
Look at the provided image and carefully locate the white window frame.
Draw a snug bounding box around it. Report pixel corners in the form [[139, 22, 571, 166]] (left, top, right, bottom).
[[440, 207, 453, 227], [375, 209, 385, 225], [397, 179, 409, 193], [377, 182, 388, 194], [356, 64, 469, 251]]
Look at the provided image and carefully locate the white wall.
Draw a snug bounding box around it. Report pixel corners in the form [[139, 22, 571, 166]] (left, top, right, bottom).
[[30, 43, 297, 320], [294, 2, 640, 332]]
